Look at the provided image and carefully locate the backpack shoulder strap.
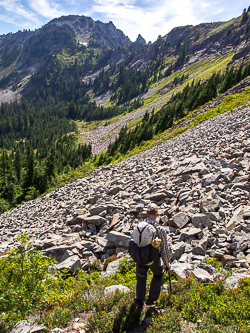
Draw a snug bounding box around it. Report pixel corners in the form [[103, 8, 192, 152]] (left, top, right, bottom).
[[137, 224, 147, 245]]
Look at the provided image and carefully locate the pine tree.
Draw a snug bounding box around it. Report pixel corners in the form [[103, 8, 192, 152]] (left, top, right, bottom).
[[0, 150, 7, 179], [23, 145, 34, 189], [14, 148, 22, 182], [45, 146, 55, 180]]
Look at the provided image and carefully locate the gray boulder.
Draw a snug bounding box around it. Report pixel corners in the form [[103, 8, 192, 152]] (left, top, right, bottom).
[[171, 262, 195, 278], [104, 284, 130, 295], [105, 259, 122, 276], [89, 205, 107, 216], [203, 173, 220, 186], [191, 214, 213, 228], [145, 191, 167, 201], [186, 267, 214, 282], [226, 206, 249, 231], [200, 199, 221, 213], [171, 241, 185, 260], [106, 231, 131, 248], [225, 272, 250, 289], [56, 255, 81, 273], [168, 212, 189, 229], [179, 227, 203, 242], [85, 215, 107, 226], [43, 245, 76, 263], [7, 320, 46, 333]]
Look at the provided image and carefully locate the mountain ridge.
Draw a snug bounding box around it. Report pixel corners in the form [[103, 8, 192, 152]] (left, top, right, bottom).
[[0, 12, 249, 104]]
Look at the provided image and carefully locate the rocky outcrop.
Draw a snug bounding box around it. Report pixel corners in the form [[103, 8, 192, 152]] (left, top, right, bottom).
[[0, 107, 250, 281], [135, 34, 146, 46]]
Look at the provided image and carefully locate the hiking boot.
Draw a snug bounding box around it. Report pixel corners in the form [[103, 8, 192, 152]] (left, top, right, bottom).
[[145, 297, 155, 306], [134, 298, 143, 308]]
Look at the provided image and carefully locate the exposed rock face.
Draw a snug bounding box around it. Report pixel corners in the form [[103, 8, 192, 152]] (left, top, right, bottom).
[[0, 16, 131, 75], [0, 107, 250, 281], [135, 34, 146, 46]]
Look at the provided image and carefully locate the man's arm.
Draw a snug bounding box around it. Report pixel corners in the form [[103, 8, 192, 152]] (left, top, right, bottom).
[[157, 226, 171, 267]]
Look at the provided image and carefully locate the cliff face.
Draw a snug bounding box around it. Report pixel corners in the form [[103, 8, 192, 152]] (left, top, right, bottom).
[[135, 34, 147, 45], [49, 16, 131, 48]]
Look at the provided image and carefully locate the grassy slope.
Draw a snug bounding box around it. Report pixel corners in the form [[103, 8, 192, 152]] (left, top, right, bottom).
[[75, 49, 234, 147]]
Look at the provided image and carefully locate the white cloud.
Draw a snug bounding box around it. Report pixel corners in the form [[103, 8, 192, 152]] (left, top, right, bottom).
[[0, 0, 40, 26], [0, 0, 246, 41], [27, 0, 67, 19], [89, 0, 200, 42], [201, 2, 211, 8]]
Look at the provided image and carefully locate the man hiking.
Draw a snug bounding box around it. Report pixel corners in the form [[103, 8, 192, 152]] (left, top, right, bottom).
[[131, 203, 171, 308]]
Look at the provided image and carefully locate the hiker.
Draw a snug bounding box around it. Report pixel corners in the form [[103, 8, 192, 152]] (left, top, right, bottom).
[[131, 203, 171, 308]]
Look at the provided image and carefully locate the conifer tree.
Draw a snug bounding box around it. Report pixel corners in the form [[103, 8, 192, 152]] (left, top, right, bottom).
[[45, 146, 55, 180], [0, 150, 7, 179], [14, 149, 22, 182], [23, 145, 34, 189]]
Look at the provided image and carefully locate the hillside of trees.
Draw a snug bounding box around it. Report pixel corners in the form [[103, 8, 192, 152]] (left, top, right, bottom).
[[0, 42, 148, 211], [99, 61, 250, 164]]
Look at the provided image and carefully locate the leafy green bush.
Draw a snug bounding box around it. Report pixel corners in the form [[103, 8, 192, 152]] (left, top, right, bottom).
[[0, 234, 55, 328], [0, 198, 10, 213], [145, 310, 182, 332], [3, 235, 250, 332]]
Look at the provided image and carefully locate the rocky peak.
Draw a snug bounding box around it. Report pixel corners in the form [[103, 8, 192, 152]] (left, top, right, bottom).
[[48, 15, 131, 48], [135, 34, 146, 45]]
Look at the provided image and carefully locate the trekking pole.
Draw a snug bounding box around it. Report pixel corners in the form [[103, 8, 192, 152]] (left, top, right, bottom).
[[166, 267, 172, 294]]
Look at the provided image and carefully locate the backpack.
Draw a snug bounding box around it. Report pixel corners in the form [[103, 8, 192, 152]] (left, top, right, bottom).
[[128, 221, 160, 265]]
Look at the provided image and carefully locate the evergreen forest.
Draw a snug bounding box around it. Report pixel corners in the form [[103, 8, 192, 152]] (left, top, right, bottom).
[[0, 36, 165, 211]]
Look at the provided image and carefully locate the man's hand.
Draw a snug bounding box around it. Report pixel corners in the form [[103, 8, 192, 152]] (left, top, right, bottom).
[[166, 264, 171, 272]]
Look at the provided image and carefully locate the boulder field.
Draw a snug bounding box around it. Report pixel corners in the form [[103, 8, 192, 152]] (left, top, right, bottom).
[[0, 107, 250, 285]]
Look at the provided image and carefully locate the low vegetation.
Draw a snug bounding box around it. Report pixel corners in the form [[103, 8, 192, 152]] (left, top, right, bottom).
[[1, 236, 250, 333]]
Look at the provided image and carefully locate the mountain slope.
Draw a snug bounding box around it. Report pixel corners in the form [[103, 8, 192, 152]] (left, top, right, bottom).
[[0, 103, 250, 332], [1, 10, 250, 212]]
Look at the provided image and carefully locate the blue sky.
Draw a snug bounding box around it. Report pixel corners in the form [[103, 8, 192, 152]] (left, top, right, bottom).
[[0, 0, 249, 43]]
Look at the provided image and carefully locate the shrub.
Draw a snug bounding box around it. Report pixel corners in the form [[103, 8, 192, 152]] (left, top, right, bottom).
[[0, 234, 55, 328], [0, 198, 10, 213], [103, 254, 117, 270], [145, 310, 182, 332]]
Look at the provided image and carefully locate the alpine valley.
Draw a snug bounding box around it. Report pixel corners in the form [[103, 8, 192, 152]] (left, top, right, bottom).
[[1, 9, 250, 333]]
